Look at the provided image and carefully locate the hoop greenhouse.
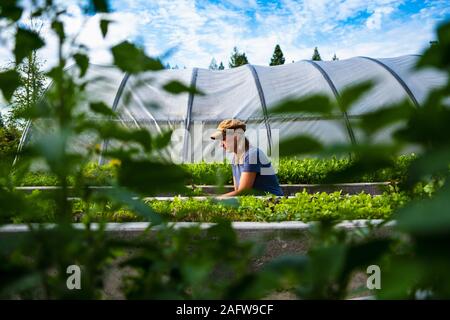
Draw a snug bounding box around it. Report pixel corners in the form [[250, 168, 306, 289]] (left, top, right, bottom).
[[16, 55, 447, 164]]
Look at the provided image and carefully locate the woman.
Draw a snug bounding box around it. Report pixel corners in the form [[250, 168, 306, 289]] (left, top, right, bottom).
[[210, 119, 283, 197]]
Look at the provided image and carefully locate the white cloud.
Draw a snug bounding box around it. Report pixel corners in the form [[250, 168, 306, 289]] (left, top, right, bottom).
[[1, 0, 449, 71], [223, 0, 258, 9], [336, 0, 367, 20], [0, 3, 139, 69], [130, 0, 445, 67], [366, 6, 394, 30]]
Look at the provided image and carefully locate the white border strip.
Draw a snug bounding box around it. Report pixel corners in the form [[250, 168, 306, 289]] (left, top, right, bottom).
[[14, 182, 392, 191], [0, 220, 396, 234]]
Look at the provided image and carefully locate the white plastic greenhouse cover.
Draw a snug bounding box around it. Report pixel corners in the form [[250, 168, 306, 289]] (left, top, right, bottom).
[[17, 55, 447, 164]]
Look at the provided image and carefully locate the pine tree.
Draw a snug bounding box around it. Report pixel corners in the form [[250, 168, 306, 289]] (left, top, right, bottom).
[[209, 58, 219, 70], [6, 19, 46, 129], [312, 47, 322, 61], [218, 62, 225, 70], [9, 50, 46, 128], [269, 44, 285, 66], [229, 47, 249, 68], [332, 53, 339, 61]]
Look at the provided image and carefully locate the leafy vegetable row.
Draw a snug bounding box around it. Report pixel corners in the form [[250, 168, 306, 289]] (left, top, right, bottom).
[[9, 190, 409, 224], [17, 155, 416, 186]]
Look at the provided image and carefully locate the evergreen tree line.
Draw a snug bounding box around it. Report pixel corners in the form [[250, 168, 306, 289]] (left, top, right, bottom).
[[164, 45, 339, 70], [209, 45, 339, 70]]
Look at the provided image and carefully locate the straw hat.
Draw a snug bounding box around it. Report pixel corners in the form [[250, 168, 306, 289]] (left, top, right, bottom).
[[210, 119, 246, 140]]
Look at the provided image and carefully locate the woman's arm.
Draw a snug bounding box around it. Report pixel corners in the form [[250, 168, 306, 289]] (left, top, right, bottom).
[[233, 176, 237, 191], [220, 172, 256, 197]]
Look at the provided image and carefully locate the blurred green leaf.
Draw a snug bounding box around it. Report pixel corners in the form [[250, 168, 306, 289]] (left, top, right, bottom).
[[0, 271, 42, 297], [91, 0, 110, 13], [31, 8, 44, 18], [74, 53, 89, 78], [341, 239, 391, 278], [80, 121, 152, 152], [0, 69, 21, 101], [393, 102, 450, 148], [270, 95, 335, 115], [377, 258, 423, 299], [0, 0, 23, 21], [279, 135, 323, 156], [118, 160, 189, 195], [325, 143, 401, 158], [90, 102, 115, 117], [357, 99, 413, 136], [299, 244, 347, 298], [152, 130, 172, 150], [14, 28, 45, 65], [230, 255, 309, 298], [102, 187, 162, 224], [338, 81, 373, 113], [323, 144, 399, 183], [405, 148, 450, 187], [111, 41, 164, 74], [417, 22, 450, 71], [102, 149, 140, 160], [396, 186, 450, 236], [31, 131, 83, 177], [262, 255, 309, 276], [100, 19, 111, 38], [0, 189, 27, 219], [162, 80, 204, 96], [51, 20, 65, 41]]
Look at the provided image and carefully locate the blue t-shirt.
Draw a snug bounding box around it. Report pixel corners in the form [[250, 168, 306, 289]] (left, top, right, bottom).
[[231, 147, 283, 196]]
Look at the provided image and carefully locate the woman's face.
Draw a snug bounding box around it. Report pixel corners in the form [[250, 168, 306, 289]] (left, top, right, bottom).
[[220, 130, 245, 153], [220, 133, 236, 153]]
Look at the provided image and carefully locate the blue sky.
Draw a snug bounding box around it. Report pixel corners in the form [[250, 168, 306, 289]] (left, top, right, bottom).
[[0, 0, 449, 71], [0, 0, 448, 108], [102, 0, 450, 68]]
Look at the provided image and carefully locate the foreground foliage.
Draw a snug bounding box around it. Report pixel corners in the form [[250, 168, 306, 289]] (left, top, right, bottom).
[[0, 0, 449, 299]]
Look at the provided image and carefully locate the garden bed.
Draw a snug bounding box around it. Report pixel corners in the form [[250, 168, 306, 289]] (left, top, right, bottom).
[[15, 182, 393, 196], [15, 155, 415, 187], [10, 190, 410, 224]]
